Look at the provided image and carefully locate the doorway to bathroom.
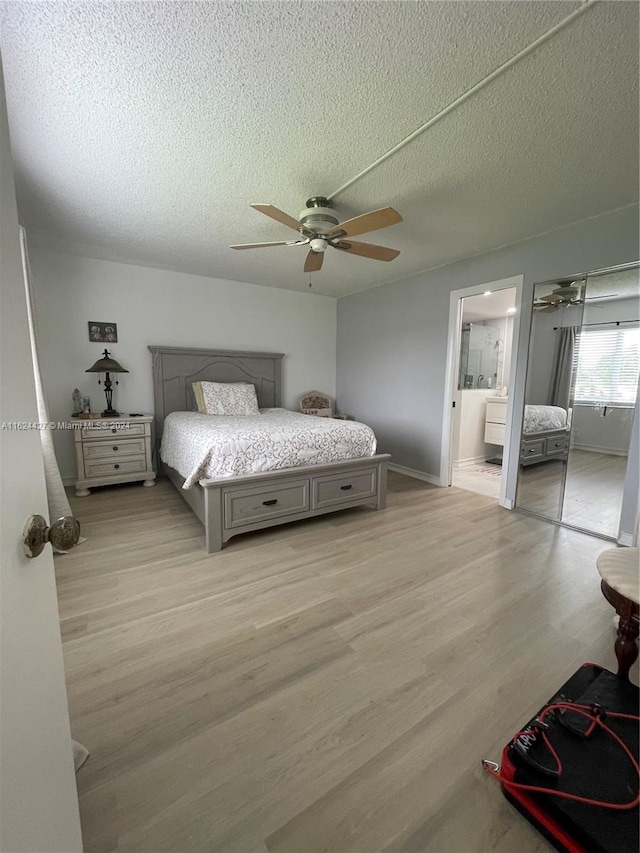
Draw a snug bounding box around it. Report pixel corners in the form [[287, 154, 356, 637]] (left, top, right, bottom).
[[442, 278, 522, 503]]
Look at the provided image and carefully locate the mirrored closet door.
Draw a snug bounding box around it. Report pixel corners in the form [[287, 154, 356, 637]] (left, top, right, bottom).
[[516, 262, 639, 540]]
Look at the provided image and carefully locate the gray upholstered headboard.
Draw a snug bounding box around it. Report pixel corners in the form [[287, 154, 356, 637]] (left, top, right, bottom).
[[148, 346, 284, 439]]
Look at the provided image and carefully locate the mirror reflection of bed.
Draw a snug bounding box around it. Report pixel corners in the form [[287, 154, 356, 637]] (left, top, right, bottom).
[[516, 263, 639, 540]]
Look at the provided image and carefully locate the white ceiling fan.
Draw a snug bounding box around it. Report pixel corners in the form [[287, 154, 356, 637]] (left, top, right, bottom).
[[230, 196, 402, 273], [533, 279, 616, 313]]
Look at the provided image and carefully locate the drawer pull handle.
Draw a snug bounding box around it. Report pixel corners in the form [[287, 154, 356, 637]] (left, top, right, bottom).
[[112, 428, 117, 434], [555, 443, 562, 447], [114, 464, 120, 470], [113, 446, 118, 451], [340, 484, 353, 490], [529, 448, 536, 453], [262, 499, 278, 506]]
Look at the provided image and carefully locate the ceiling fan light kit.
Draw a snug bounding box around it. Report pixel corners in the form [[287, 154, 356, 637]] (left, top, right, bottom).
[[533, 279, 617, 312], [231, 195, 403, 274]]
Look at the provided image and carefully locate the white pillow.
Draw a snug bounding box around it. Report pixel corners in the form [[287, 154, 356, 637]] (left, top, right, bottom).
[[200, 381, 259, 416]]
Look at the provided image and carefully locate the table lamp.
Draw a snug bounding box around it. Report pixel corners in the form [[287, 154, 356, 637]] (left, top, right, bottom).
[[85, 349, 129, 417]]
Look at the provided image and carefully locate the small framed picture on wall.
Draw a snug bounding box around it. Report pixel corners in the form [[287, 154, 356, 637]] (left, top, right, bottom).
[[88, 322, 118, 343]]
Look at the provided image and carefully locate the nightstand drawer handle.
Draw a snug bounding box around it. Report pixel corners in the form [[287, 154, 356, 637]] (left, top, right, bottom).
[[111, 428, 117, 434], [340, 484, 353, 491], [113, 445, 118, 451], [529, 448, 536, 453], [114, 464, 120, 470], [262, 499, 277, 506]]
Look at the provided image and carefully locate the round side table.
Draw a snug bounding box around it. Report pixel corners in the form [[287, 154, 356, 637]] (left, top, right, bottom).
[[596, 547, 639, 681]]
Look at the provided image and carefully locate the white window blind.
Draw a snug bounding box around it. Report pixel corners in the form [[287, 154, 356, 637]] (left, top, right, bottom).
[[573, 325, 640, 405]]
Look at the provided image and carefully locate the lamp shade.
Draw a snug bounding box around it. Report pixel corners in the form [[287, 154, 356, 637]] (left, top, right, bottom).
[[85, 349, 129, 374]]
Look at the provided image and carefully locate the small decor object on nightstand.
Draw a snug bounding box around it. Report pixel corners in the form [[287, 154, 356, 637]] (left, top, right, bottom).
[[72, 388, 83, 416], [85, 349, 129, 417], [88, 322, 118, 343], [299, 391, 333, 418]]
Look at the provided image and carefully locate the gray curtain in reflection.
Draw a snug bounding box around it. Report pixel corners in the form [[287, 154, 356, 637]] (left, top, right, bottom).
[[548, 326, 578, 409]]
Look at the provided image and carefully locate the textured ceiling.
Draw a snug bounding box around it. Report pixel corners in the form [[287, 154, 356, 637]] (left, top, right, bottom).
[[0, 1, 638, 298], [536, 266, 639, 300]]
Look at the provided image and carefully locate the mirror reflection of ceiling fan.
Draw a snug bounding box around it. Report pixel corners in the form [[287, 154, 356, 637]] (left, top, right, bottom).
[[533, 279, 618, 313], [230, 196, 402, 273]]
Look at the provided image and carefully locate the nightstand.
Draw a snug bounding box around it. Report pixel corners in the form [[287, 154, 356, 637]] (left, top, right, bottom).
[[73, 414, 155, 497]]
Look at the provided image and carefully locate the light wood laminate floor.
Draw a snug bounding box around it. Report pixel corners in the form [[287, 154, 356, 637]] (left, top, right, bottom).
[[516, 450, 627, 538], [55, 473, 636, 853]]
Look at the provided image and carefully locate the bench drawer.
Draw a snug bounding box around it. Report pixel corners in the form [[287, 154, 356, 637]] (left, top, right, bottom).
[[224, 480, 309, 529], [545, 436, 569, 457], [520, 439, 545, 461], [312, 468, 377, 509]]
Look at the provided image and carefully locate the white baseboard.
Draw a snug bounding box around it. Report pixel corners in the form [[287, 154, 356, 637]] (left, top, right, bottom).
[[388, 462, 441, 486], [63, 476, 75, 488], [618, 531, 637, 547], [454, 454, 490, 469], [571, 443, 628, 457]]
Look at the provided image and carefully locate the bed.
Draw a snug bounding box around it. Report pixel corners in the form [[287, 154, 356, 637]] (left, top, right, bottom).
[[520, 404, 571, 466], [149, 346, 390, 552]]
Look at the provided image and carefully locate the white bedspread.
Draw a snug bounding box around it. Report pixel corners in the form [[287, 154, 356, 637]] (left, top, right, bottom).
[[161, 408, 377, 488], [524, 404, 569, 434]]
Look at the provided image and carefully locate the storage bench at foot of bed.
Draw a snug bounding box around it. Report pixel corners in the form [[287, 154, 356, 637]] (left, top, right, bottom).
[[520, 429, 570, 466], [166, 454, 391, 553]]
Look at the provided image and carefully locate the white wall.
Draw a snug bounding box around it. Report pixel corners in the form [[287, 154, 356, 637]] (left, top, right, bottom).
[[572, 404, 634, 454], [337, 205, 639, 478], [28, 247, 337, 482]]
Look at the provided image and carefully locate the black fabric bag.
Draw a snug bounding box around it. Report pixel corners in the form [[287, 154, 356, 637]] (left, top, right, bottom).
[[498, 664, 639, 853]]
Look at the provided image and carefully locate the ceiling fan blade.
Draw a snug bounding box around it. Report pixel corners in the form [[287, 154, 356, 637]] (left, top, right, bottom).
[[329, 207, 402, 238], [584, 293, 619, 300], [304, 250, 324, 273], [250, 204, 301, 232], [539, 304, 558, 313], [331, 239, 400, 261], [230, 240, 305, 250], [538, 293, 563, 303]]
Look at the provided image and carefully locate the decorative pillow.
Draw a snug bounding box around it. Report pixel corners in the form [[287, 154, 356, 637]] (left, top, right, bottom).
[[299, 391, 333, 418], [191, 382, 206, 414], [200, 381, 260, 416]]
